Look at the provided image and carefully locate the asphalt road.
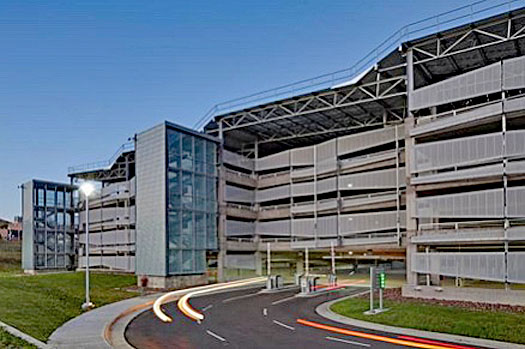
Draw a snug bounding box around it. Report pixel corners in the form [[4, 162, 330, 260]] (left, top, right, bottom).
[[125, 286, 474, 349]]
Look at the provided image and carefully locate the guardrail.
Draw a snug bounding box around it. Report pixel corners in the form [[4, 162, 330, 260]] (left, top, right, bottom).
[[68, 142, 134, 174], [194, 0, 525, 130], [259, 203, 291, 211]]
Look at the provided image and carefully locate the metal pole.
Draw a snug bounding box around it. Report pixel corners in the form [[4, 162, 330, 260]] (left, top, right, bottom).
[[267, 242, 271, 276], [330, 241, 335, 275], [85, 195, 90, 306], [370, 267, 374, 312], [379, 288, 383, 310], [305, 247, 309, 277]]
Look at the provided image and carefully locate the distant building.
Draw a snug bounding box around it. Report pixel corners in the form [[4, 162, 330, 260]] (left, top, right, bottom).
[[21, 180, 77, 272], [0, 217, 22, 240]]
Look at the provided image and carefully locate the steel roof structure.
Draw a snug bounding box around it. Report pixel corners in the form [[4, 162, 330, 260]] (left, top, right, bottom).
[[203, 3, 525, 157]]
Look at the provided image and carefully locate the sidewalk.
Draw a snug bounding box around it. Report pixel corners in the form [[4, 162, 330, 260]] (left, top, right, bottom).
[[48, 293, 159, 349], [316, 294, 525, 349]]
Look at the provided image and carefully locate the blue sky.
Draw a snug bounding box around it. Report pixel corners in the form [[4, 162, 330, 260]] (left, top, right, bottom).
[[0, 0, 487, 218]]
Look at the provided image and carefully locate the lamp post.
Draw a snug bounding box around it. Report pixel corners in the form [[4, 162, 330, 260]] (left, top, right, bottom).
[[79, 182, 95, 311]]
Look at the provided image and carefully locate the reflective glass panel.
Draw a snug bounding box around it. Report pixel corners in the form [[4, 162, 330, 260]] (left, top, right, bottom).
[[38, 189, 45, 206], [182, 250, 193, 272], [168, 211, 181, 249], [46, 189, 55, 207], [168, 249, 181, 274], [182, 211, 193, 249], [168, 170, 181, 210], [182, 134, 193, 170]]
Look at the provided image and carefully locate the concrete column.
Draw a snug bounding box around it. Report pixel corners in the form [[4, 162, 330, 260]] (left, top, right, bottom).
[[255, 251, 263, 276], [404, 48, 418, 286], [217, 122, 227, 282], [296, 254, 304, 275]]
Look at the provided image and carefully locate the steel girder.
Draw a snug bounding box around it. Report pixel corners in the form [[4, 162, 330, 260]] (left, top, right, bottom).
[[409, 12, 525, 72], [215, 70, 407, 143]]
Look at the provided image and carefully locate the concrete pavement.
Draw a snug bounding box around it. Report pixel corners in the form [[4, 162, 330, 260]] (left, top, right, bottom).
[[48, 293, 160, 349]]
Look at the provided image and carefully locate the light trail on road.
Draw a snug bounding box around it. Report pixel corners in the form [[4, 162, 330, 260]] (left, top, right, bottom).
[[296, 319, 476, 349]]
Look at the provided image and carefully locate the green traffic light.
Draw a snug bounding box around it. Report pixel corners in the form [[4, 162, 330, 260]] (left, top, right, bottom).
[[378, 272, 386, 288]]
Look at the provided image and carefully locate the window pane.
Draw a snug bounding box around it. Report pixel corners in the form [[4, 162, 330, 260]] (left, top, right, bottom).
[[65, 193, 71, 208], [56, 232, 65, 253], [195, 197, 206, 211], [182, 172, 192, 196], [206, 142, 216, 164], [168, 130, 181, 168], [57, 255, 65, 267], [46, 189, 55, 206], [168, 249, 181, 274], [207, 213, 217, 249], [36, 254, 45, 267], [182, 211, 193, 249], [182, 134, 193, 170], [182, 250, 193, 272], [168, 211, 181, 249], [168, 170, 181, 210], [38, 189, 45, 206], [46, 254, 55, 268], [182, 195, 193, 210], [65, 234, 72, 251], [57, 212, 64, 227], [47, 232, 56, 252], [195, 138, 205, 173], [47, 211, 56, 229], [56, 192, 64, 207], [195, 174, 205, 198], [195, 212, 206, 249], [65, 213, 72, 227], [194, 250, 205, 273]]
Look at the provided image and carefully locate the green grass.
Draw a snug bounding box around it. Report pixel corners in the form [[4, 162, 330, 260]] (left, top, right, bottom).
[[331, 295, 525, 344], [0, 271, 137, 342], [0, 328, 36, 349], [0, 240, 22, 274]]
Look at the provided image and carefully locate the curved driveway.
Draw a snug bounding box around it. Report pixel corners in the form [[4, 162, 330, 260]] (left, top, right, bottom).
[[125, 287, 473, 349]]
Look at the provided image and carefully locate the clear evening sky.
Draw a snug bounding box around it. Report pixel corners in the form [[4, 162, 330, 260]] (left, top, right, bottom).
[[1, 0, 472, 219]]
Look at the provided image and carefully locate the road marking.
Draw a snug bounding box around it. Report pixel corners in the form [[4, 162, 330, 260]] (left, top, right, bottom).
[[263, 308, 268, 316], [271, 295, 296, 305], [397, 336, 475, 349], [206, 330, 226, 342], [297, 319, 459, 349], [326, 336, 370, 347], [273, 320, 295, 331], [222, 292, 261, 303], [201, 304, 213, 312]]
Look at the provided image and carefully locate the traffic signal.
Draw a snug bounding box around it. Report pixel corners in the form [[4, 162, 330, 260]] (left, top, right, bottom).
[[378, 272, 386, 289]]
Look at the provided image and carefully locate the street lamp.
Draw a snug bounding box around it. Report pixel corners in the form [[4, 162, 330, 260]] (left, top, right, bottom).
[[79, 181, 95, 311]]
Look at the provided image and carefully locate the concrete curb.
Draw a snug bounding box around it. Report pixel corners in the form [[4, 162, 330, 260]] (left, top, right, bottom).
[[106, 301, 154, 349], [0, 319, 51, 349], [315, 293, 525, 349], [48, 293, 162, 349]]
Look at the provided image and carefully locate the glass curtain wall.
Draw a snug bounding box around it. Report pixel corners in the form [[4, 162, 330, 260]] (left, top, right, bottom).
[[167, 128, 217, 275], [33, 182, 76, 269]]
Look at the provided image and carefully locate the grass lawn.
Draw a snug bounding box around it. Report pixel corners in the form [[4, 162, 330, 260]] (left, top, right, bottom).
[[331, 295, 525, 344], [0, 239, 137, 342], [0, 328, 36, 349], [0, 272, 137, 342]]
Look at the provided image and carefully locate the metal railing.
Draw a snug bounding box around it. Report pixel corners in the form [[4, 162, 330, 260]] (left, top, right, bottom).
[[68, 142, 134, 174], [194, 0, 524, 130], [259, 203, 291, 211]]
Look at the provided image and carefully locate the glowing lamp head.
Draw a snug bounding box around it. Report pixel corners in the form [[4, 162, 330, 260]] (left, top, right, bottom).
[[79, 182, 95, 197]]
